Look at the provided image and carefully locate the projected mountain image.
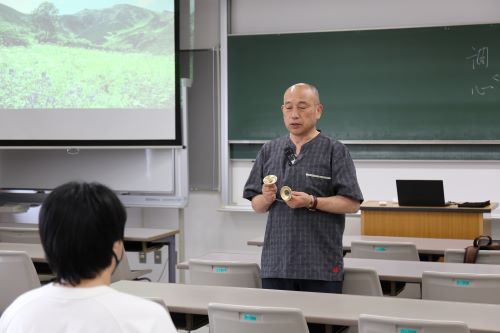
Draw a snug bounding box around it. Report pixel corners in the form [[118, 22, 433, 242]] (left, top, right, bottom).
[[0, 2, 175, 109]]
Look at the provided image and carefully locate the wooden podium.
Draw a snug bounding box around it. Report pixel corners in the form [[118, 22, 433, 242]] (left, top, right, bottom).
[[360, 201, 498, 239]]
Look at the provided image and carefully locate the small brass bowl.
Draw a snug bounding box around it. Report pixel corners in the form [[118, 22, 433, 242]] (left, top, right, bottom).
[[263, 175, 277, 185], [280, 186, 293, 201]]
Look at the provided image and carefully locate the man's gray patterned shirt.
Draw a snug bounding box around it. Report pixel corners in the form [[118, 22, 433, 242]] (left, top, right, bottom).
[[243, 133, 363, 281]]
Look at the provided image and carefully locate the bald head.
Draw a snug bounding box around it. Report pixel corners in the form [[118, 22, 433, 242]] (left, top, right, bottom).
[[284, 83, 320, 104], [281, 82, 323, 140]]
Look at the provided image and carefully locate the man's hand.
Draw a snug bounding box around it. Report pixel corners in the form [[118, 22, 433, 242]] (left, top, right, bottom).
[[262, 183, 277, 205], [286, 191, 312, 209]]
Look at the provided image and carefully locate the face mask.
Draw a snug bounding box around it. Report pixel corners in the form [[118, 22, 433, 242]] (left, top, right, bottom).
[[111, 247, 124, 275]]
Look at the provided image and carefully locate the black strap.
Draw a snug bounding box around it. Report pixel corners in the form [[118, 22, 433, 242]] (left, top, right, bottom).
[[464, 245, 479, 263], [473, 235, 492, 247]]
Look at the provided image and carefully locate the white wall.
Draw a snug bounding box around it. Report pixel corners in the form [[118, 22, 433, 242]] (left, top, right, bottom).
[[230, 0, 500, 34], [231, 160, 500, 208], [0, 149, 175, 193], [179, 0, 220, 49]]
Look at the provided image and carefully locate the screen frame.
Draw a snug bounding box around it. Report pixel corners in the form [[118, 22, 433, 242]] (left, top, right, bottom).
[[0, 0, 181, 148]]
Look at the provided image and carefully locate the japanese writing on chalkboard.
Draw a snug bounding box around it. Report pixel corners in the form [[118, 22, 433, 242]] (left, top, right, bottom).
[[467, 46, 499, 96]]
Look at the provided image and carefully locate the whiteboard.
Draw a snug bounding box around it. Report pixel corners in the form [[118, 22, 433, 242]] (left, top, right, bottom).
[[0, 149, 177, 203]]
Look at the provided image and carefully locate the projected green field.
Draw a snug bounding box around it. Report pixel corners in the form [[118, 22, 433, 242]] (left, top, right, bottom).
[[0, 45, 174, 108], [0, 2, 175, 109]]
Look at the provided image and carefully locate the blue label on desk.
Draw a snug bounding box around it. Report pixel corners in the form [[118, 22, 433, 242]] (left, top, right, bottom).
[[242, 313, 257, 321], [399, 329, 417, 333], [455, 279, 470, 286], [213, 266, 228, 273], [374, 247, 386, 252]]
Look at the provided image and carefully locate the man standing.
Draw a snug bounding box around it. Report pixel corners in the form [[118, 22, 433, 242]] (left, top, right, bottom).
[[244, 82, 363, 296]]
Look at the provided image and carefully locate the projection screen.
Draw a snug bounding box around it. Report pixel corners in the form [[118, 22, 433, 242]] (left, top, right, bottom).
[[0, 0, 180, 146]]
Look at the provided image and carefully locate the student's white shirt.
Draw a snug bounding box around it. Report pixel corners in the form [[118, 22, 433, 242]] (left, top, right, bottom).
[[0, 283, 177, 333]]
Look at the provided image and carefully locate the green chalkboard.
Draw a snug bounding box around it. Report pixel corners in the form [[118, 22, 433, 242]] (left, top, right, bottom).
[[228, 24, 500, 144], [230, 143, 500, 161]]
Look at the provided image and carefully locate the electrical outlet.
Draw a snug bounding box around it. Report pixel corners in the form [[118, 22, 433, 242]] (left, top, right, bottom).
[[154, 250, 162, 264], [139, 251, 147, 263]]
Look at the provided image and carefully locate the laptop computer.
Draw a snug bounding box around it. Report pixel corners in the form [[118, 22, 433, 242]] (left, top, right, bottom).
[[396, 180, 447, 207]]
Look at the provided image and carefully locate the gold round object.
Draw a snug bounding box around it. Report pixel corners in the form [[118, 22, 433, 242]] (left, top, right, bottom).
[[263, 175, 277, 185], [280, 186, 293, 201]]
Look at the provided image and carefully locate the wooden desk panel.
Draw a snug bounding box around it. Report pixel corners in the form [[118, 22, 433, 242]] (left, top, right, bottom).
[[360, 201, 497, 239], [361, 209, 485, 238]]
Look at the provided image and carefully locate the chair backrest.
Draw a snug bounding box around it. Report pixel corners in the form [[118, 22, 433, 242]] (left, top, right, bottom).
[[443, 249, 465, 263], [350, 241, 420, 261], [189, 259, 261, 288], [358, 314, 469, 333], [208, 303, 309, 333], [342, 267, 383, 296], [445, 248, 500, 264], [422, 271, 500, 304], [0, 230, 41, 243], [0, 251, 41, 313]]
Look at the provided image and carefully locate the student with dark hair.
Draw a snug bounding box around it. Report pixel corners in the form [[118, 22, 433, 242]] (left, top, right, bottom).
[[0, 181, 177, 333]]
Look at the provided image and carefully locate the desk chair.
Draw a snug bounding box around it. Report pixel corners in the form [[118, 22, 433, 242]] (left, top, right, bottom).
[[350, 241, 419, 296], [208, 302, 309, 333], [422, 271, 500, 304], [0, 230, 55, 283], [188, 259, 261, 288], [342, 267, 383, 296], [111, 251, 152, 283], [185, 259, 261, 332], [0, 251, 41, 313], [350, 241, 419, 261], [444, 248, 500, 264], [340, 268, 384, 333], [358, 314, 469, 333]]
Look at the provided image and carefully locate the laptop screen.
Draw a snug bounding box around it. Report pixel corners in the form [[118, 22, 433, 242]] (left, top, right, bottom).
[[396, 180, 446, 207]]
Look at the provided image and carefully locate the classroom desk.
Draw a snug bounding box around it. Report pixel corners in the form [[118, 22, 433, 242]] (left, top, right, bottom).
[[0, 204, 30, 213], [0, 242, 45, 262], [360, 200, 498, 239], [0, 222, 38, 232], [247, 235, 472, 256], [111, 280, 500, 332], [0, 224, 179, 283], [0, 223, 178, 249], [177, 252, 500, 283]]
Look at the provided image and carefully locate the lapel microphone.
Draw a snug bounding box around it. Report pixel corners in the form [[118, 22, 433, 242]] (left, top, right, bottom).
[[284, 147, 297, 166]]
